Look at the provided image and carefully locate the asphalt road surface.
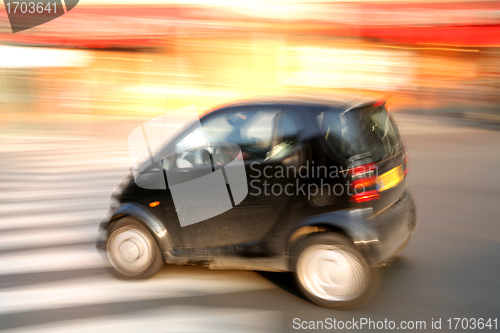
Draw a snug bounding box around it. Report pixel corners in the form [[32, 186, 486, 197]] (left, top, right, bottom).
[[0, 113, 499, 332]]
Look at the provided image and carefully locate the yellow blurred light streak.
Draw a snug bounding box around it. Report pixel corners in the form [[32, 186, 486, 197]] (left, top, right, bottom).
[[362, 44, 479, 53], [93, 69, 200, 76], [86, 56, 153, 62]]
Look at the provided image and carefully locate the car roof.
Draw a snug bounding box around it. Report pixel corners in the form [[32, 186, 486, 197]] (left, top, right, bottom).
[[210, 94, 381, 114]]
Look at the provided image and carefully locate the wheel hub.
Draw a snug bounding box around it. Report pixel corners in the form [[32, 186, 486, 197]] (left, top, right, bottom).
[[297, 244, 369, 301], [107, 226, 154, 276], [119, 240, 139, 262]]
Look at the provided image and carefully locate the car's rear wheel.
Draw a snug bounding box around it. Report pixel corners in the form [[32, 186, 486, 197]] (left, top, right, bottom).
[[293, 233, 373, 309], [106, 217, 163, 279]]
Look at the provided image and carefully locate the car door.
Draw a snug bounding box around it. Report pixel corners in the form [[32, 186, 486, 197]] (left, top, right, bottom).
[[161, 106, 302, 248]]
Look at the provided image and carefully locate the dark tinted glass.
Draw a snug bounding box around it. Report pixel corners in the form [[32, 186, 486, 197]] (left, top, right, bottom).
[[267, 112, 301, 160], [175, 109, 280, 165], [316, 106, 401, 161]]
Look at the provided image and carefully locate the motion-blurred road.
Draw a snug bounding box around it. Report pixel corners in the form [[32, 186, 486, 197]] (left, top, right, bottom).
[[0, 113, 499, 332]]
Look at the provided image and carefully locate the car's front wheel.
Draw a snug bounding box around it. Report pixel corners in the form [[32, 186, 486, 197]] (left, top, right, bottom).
[[293, 233, 373, 309], [106, 217, 164, 279]]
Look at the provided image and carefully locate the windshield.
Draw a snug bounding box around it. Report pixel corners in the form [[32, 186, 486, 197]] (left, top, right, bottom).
[[130, 105, 201, 176], [316, 105, 402, 161]]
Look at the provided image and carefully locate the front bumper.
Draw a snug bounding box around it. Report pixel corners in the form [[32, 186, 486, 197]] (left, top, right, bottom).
[[96, 207, 117, 252]]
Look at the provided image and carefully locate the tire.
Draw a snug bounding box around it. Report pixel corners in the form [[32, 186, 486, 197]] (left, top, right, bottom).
[[292, 233, 374, 309], [106, 217, 164, 279]]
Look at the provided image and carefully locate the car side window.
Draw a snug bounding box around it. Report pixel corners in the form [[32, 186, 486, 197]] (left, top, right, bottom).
[[172, 126, 210, 169], [266, 111, 302, 160], [173, 109, 281, 168]]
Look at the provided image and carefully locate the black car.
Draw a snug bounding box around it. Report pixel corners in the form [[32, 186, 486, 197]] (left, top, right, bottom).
[[97, 96, 417, 308]]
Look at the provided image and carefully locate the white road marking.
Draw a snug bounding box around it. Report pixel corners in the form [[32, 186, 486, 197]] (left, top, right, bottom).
[[0, 199, 110, 216], [0, 181, 117, 191], [0, 246, 105, 276], [0, 137, 281, 333], [0, 210, 105, 230], [1, 306, 282, 333], [0, 188, 113, 201], [0, 164, 128, 175], [0, 225, 98, 251], [0, 270, 276, 315]]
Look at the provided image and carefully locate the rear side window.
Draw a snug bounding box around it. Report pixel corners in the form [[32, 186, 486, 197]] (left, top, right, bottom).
[[357, 106, 402, 160], [266, 111, 302, 160], [316, 105, 402, 161]]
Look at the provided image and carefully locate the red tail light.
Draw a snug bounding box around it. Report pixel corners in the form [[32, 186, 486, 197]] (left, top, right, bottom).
[[349, 163, 379, 203], [350, 190, 380, 203], [350, 163, 376, 177]]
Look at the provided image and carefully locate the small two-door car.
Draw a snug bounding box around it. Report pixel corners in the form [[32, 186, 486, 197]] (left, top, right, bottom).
[[97, 96, 417, 308]]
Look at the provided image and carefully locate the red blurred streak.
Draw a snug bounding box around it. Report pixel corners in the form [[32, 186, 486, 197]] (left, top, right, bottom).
[[359, 25, 500, 47], [0, 5, 221, 48], [0, 36, 165, 48], [350, 190, 380, 203], [358, 1, 500, 11], [2, 3, 500, 48], [302, 25, 500, 47], [350, 163, 376, 176], [5, 24, 500, 49]]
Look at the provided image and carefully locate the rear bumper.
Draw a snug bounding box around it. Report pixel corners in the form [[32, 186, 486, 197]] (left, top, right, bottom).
[[355, 190, 417, 266]]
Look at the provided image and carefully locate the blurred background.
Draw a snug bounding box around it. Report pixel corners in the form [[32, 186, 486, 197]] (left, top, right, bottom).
[[1, 0, 499, 332], [2, 0, 500, 135]]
